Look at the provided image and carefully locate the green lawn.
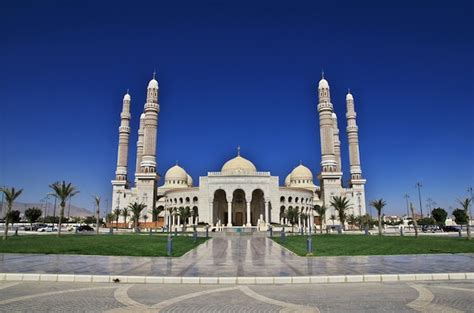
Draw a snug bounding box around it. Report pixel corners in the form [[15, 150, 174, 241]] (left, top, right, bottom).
[[0, 234, 207, 257], [273, 234, 474, 256]]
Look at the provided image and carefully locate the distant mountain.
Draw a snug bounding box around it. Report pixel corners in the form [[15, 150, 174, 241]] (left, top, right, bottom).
[[3, 202, 94, 217]]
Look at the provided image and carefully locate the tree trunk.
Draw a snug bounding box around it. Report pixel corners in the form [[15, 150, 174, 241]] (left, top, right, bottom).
[[320, 219, 323, 234], [96, 206, 100, 235], [3, 204, 11, 240], [467, 212, 471, 240], [410, 206, 418, 238], [378, 212, 382, 236], [57, 205, 64, 237], [115, 217, 119, 230]]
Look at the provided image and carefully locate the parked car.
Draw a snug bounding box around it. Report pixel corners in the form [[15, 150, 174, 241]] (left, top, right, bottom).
[[37, 225, 58, 232], [442, 225, 461, 232], [76, 225, 94, 232], [421, 225, 443, 233], [24, 223, 47, 231]]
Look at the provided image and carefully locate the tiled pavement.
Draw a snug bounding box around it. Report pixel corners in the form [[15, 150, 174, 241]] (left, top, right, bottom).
[[1, 236, 473, 277], [1, 280, 473, 312]]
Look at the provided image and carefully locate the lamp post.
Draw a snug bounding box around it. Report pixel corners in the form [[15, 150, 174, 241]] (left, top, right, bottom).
[[404, 194, 410, 218], [415, 182, 423, 218], [468, 187, 473, 225]]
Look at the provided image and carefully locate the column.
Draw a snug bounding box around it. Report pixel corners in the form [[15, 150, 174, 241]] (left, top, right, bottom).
[[264, 201, 269, 226], [246, 201, 251, 226], [209, 201, 214, 226], [227, 202, 232, 226]]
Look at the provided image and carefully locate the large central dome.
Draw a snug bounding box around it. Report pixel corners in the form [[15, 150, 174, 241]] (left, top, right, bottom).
[[221, 154, 257, 174]]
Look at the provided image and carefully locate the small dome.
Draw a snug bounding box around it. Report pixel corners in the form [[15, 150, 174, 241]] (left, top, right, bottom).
[[164, 165, 187, 182], [346, 92, 354, 101], [148, 78, 158, 89], [291, 164, 313, 180], [123, 93, 131, 101], [221, 155, 257, 174], [140, 113, 145, 119], [331, 112, 337, 119], [318, 78, 329, 89], [284, 174, 291, 186], [187, 174, 193, 187]]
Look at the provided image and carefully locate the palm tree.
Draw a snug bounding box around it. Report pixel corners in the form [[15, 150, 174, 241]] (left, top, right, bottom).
[[192, 207, 199, 225], [143, 214, 148, 228], [370, 199, 387, 236], [314, 205, 327, 234], [330, 196, 351, 230], [178, 207, 191, 232], [49, 181, 79, 237], [348, 214, 357, 230], [1, 187, 23, 240], [122, 207, 129, 227], [410, 203, 419, 238], [112, 208, 121, 229], [93, 195, 101, 235], [286, 207, 299, 232], [106, 213, 115, 225], [330, 214, 336, 226], [152, 206, 163, 224], [459, 198, 471, 240], [129, 202, 146, 231]]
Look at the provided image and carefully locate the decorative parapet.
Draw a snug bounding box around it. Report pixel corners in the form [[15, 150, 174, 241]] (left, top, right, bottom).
[[207, 171, 271, 177]]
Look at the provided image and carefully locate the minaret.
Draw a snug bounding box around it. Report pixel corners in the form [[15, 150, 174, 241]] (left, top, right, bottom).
[[317, 74, 337, 173], [135, 113, 145, 178], [135, 73, 160, 215], [345, 91, 362, 181], [317, 73, 343, 224], [345, 90, 367, 216], [114, 91, 131, 181], [140, 72, 160, 174], [332, 112, 342, 173]]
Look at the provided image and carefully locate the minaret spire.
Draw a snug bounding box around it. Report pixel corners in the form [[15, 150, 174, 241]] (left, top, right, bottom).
[[140, 73, 160, 174], [332, 112, 342, 173], [134, 112, 145, 178], [317, 74, 337, 173], [346, 90, 363, 181], [114, 91, 132, 181], [237, 145, 241, 156]]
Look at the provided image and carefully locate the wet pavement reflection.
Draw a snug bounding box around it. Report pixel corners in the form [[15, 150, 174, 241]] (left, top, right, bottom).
[[1, 236, 472, 276]]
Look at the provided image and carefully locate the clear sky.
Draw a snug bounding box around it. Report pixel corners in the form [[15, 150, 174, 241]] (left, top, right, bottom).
[[1, 0, 473, 216]]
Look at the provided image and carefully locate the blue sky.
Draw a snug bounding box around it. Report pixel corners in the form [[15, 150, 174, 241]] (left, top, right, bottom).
[[1, 0, 473, 215]]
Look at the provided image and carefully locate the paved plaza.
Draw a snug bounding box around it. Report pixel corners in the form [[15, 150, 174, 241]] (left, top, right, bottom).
[[1, 236, 473, 277], [0, 280, 473, 312]]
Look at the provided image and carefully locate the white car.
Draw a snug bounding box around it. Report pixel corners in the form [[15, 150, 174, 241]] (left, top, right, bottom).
[[37, 226, 58, 232]]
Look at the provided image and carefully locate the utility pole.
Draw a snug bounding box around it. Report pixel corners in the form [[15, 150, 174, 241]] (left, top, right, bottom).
[[404, 194, 410, 218], [0, 186, 5, 219], [52, 197, 57, 227], [468, 187, 473, 224], [426, 198, 434, 217], [416, 182, 423, 218], [67, 198, 72, 224]]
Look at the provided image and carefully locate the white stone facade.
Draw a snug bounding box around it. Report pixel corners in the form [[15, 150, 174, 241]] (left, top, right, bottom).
[[111, 74, 366, 230]]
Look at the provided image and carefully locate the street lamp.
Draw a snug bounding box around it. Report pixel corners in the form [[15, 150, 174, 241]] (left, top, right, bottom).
[[415, 182, 423, 218], [404, 194, 410, 218]]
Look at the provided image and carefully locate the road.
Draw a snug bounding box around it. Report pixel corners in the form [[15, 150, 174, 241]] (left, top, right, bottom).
[[0, 280, 472, 312]]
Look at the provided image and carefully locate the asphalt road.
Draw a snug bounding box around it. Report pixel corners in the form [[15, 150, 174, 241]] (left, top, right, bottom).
[[0, 280, 472, 312]]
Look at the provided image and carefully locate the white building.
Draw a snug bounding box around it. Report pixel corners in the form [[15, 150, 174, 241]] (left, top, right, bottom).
[[111, 73, 366, 230]]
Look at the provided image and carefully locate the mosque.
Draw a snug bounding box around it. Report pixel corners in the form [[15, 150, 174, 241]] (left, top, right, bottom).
[[111, 73, 366, 230]]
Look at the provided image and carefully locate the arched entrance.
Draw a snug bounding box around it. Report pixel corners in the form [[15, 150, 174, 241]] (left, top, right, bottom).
[[250, 189, 265, 226], [213, 189, 228, 226], [232, 189, 246, 226]]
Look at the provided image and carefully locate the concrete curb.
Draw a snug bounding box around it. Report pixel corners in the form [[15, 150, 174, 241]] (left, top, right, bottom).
[[1, 272, 473, 284]]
